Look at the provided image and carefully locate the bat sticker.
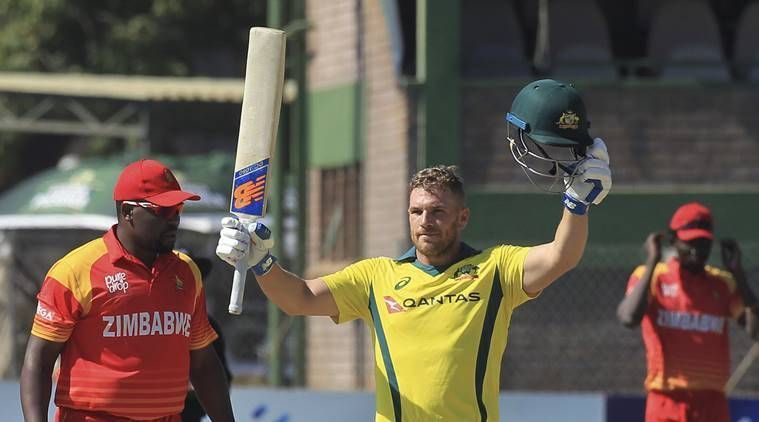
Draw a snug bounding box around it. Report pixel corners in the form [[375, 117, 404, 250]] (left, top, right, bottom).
[[231, 158, 269, 216]]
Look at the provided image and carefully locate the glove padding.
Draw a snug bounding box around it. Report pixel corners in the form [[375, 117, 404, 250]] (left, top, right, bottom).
[[563, 138, 612, 215], [216, 217, 277, 276]]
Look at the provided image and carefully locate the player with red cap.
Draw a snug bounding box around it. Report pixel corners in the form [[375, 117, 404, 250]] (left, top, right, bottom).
[[617, 202, 759, 422], [20, 159, 234, 422]]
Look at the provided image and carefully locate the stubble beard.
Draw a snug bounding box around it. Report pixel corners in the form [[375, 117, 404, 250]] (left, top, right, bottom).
[[414, 233, 456, 261]]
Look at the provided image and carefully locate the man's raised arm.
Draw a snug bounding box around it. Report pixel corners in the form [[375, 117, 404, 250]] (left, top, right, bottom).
[[216, 217, 338, 317]]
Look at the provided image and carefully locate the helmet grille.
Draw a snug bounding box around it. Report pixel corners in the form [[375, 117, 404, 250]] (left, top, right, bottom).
[[506, 124, 586, 193]]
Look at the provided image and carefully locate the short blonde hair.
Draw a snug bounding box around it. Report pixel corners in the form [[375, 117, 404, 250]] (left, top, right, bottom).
[[409, 165, 465, 204]]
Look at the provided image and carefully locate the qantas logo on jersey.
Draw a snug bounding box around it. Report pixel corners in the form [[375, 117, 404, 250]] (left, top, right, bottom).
[[102, 311, 191, 338], [104, 272, 129, 294], [402, 292, 481, 308], [656, 310, 724, 334], [383, 296, 406, 313]]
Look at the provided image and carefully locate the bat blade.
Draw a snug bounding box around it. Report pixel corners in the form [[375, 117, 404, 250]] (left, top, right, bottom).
[[228, 27, 286, 315]]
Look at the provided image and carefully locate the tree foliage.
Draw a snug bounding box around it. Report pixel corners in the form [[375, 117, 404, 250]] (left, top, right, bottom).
[[0, 0, 267, 191], [0, 0, 266, 75]]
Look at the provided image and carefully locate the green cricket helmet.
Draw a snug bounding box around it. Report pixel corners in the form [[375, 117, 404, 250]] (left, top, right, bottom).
[[505, 79, 593, 192]]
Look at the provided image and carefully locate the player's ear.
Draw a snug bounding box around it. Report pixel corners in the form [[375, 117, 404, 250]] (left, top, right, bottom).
[[458, 206, 470, 229]]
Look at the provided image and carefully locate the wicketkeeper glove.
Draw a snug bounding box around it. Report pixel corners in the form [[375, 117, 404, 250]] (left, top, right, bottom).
[[216, 217, 277, 276], [563, 138, 612, 215]]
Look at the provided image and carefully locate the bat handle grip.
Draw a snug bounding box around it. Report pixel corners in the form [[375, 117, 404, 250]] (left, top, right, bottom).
[[229, 260, 248, 315]]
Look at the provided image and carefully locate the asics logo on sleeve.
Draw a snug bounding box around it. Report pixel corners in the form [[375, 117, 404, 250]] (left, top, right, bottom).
[[102, 311, 191, 338]]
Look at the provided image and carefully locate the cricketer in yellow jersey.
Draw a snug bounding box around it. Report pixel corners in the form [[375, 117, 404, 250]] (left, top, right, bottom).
[[216, 79, 612, 421]]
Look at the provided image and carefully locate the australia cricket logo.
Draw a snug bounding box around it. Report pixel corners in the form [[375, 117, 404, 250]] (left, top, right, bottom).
[[453, 264, 479, 282], [556, 110, 580, 129]]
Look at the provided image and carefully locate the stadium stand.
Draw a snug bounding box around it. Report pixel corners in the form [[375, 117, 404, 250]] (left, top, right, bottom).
[[548, 0, 617, 80], [734, 1, 759, 80], [647, 0, 731, 81], [460, 0, 531, 78]]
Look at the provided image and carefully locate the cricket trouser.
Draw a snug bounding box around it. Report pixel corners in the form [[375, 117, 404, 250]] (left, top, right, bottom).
[[56, 407, 182, 422], [645, 389, 729, 422]]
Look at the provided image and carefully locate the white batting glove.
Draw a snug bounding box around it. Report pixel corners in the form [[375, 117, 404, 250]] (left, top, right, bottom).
[[216, 217, 277, 276], [563, 138, 612, 215]]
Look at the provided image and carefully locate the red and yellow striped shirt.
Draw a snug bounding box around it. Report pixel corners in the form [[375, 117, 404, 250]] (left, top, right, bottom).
[[626, 258, 744, 392], [32, 226, 218, 421]]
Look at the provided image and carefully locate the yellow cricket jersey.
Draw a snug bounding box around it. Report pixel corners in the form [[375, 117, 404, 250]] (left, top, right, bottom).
[[322, 243, 533, 421]]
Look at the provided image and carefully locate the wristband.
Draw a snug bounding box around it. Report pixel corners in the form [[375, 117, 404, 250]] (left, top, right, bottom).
[[252, 253, 277, 276], [562, 194, 588, 215]]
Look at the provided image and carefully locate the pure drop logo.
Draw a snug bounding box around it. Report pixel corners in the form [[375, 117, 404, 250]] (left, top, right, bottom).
[[105, 272, 129, 294]]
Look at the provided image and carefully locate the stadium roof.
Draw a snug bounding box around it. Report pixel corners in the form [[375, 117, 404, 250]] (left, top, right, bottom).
[[0, 71, 244, 103]]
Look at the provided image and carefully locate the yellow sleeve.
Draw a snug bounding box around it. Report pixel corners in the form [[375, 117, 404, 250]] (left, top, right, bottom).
[[175, 252, 219, 350], [31, 241, 103, 342], [322, 258, 377, 324], [708, 267, 745, 320], [627, 263, 667, 303], [495, 245, 533, 309]]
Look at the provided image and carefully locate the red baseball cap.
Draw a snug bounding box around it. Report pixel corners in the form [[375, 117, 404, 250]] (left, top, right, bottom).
[[113, 159, 200, 206], [669, 202, 713, 241]]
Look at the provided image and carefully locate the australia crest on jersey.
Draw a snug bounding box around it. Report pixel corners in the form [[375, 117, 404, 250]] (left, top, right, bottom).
[[453, 264, 479, 282]]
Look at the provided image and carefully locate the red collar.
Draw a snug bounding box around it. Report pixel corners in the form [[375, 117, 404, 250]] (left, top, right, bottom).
[[668, 257, 708, 280]]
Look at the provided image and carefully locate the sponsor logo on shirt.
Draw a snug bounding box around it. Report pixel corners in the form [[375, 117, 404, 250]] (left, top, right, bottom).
[[36, 302, 54, 321], [660, 283, 679, 298], [394, 277, 411, 290], [383, 296, 406, 313], [104, 272, 129, 294], [175, 276, 184, 291], [453, 264, 479, 282], [656, 310, 724, 334], [102, 311, 192, 338], [402, 292, 481, 308]]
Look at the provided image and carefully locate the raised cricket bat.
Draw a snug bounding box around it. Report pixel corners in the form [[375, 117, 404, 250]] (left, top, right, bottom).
[[228, 27, 286, 315]]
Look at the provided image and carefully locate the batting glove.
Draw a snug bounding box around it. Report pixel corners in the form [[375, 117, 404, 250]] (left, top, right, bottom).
[[216, 217, 277, 276], [563, 138, 612, 215]]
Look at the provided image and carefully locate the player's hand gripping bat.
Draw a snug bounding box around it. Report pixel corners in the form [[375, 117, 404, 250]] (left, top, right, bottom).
[[228, 27, 286, 315]]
